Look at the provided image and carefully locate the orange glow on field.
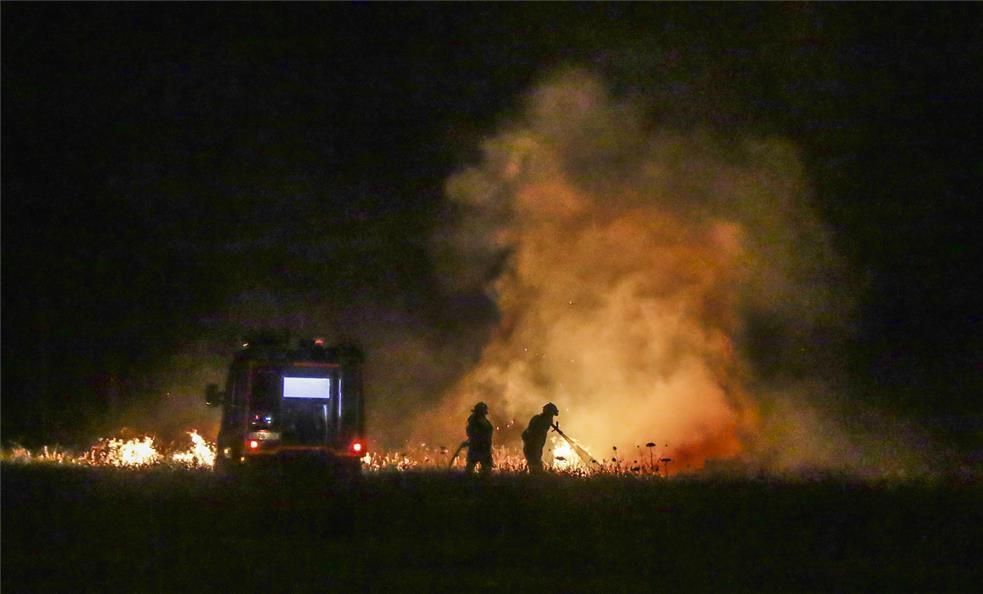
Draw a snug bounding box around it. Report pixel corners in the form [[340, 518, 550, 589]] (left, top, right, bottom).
[[2, 434, 678, 476], [4, 431, 927, 480]]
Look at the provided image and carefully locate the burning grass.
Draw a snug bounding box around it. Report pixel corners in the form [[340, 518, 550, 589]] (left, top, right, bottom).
[[2, 430, 215, 469], [365, 435, 678, 478], [2, 429, 962, 483], [5, 430, 691, 480]]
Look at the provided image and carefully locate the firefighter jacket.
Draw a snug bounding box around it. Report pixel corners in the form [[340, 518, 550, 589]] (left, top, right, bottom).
[[466, 413, 493, 454], [522, 413, 553, 453]]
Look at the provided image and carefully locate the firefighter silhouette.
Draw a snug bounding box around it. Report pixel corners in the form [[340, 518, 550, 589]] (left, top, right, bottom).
[[522, 402, 559, 474], [465, 402, 494, 474]]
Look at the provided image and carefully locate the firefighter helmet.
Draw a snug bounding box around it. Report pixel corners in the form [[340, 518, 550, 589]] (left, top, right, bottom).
[[543, 402, 559, 416], [472, 401, 489, 414]]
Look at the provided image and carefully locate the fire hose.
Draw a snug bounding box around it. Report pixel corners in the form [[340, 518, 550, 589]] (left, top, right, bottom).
[[551, 423, 603, 468], [447, 440, 469, 469]]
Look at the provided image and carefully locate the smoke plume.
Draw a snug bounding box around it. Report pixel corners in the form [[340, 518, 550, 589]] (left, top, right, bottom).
[[420, 69, 873, 471]]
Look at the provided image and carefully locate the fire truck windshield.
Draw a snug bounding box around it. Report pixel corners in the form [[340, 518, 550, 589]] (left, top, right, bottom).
[[251, 369, 281, 411]]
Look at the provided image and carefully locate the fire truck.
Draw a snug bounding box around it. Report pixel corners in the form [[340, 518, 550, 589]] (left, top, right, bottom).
[[205, 334, 366, 475]]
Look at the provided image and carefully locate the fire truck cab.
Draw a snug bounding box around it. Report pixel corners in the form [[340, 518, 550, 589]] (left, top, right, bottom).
[[205, 335, 366, 475]]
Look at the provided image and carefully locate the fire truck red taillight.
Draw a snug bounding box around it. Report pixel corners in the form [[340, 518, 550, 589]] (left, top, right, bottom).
[[248, 440, 260, 450], [351, 441, 363, 453]]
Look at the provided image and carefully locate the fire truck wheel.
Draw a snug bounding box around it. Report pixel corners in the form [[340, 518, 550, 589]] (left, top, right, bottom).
[[333, 458, 362, 482], [213, 453, 236, 476]]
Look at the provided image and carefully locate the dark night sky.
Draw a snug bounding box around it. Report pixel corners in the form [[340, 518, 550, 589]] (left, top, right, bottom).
[[2, 4, 981, 448]]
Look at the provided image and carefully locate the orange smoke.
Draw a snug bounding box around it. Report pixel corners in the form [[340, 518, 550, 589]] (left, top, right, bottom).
[[417, 69, 857, 469]]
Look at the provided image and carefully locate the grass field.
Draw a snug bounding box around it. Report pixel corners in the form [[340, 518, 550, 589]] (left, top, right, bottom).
[[3, 463, 980, 593]]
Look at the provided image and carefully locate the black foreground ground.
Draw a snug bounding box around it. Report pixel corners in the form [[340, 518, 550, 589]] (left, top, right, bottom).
[[2, 464, 980, 593]]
